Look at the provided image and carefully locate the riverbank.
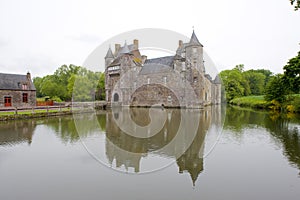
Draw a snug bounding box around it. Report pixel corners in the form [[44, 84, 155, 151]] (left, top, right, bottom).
[[0, 102, 107, 121], [229, 95, 300, 112]]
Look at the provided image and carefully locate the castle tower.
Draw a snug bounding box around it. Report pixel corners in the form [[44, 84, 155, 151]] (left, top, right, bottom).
[[185, 30, 205, 73], [105, 46, 114, 68]]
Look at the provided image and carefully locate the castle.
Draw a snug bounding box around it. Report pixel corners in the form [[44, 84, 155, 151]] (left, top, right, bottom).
[[104, 31, 221, 108]]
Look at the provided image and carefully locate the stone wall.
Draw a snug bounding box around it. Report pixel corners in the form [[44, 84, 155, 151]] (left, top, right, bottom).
[[0, 90, 36, 107]]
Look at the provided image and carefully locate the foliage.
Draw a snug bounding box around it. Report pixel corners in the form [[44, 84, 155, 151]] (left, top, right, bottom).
[[220, 65, 271, 102], [96, 73, 106, 100], [290, 0, 300, 10], [33, 64, 105, 102], [229, 96, 270, 109], [230, 95, 300, 113], [220, 69, 244, 102], [33, 77, 43, 97], [282, 51, 300, 94], [253, 69, 273, 88], [264, 74, 287, 104], [243, 70, 266, 95]]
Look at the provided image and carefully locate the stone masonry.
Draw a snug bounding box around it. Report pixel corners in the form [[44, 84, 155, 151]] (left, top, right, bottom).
[[104, 31, 221, 108]]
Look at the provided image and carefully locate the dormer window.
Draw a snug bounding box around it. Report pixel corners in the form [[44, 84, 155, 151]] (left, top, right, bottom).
[[22, 84, 28, 90]]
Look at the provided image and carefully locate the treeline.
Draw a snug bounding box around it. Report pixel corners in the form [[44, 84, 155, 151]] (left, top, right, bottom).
[[33, 64, 105, 102], [220, 65, 273, 102], [220, 51, 300, 112]]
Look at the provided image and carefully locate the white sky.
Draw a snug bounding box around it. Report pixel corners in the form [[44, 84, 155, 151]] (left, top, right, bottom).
[[0, 0, 299, 78]]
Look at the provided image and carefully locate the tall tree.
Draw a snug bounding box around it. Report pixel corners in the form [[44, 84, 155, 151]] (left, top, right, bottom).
[[243, 70, 266, 95], [290, 0, 300, 10], [282, 51, 300, 93], [33, 77, 43, 97], [265, 74, 287, 103], [220, 69, 248, 102]]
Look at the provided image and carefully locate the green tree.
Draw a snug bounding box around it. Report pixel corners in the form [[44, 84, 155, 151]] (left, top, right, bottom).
[[290, 0, 300, 10], [253, 69, 273, 89], [71, 75, 95, 101], [96, 72, 105, 100], [33, 77, 43, 97], [40, 75, 65, 99], [282, 51, 300, 94], [220, 69, 247, 102], [265, 74, 287, 103], [243, 70, 266, 95]]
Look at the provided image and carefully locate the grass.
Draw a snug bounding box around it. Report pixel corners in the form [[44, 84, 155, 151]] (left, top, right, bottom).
[[229, 96, 271, 109], [230, 95, 300, 112], [0, 108, 71, 116]]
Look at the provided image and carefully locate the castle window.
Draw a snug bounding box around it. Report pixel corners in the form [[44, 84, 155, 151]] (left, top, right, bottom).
[[147, 78, 150, 84], [22, 93, 28, 103], [181, 62, 186, 71], [163, 76, 167, 84], [194, 77, 198, 83], [205, 92, 208, 101], [108, 66, 120, 71], [113, 93, 119, 102], [193, 47, 197, 53]]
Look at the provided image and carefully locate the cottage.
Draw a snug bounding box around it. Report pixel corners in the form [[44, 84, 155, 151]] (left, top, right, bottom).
[[0, 72, 36, 107]]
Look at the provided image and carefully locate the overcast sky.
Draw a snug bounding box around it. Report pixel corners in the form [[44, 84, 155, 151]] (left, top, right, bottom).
[[0, 0, 299, 78]]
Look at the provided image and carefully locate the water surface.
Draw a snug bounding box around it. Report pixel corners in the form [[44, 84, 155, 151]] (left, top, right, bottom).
[[0, 106, 299, 200]]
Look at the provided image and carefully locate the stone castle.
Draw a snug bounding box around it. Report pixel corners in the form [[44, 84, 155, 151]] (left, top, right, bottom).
[[105, 31, 221, 108]]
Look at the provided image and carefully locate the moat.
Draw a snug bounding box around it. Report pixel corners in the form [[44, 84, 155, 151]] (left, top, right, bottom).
[[0, 106, 300, 200]]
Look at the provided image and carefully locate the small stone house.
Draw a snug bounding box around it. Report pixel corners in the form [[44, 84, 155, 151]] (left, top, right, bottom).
[[0, 72, 36, 107]]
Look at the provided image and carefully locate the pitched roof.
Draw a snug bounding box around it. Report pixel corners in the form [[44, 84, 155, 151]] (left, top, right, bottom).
[[0, 73, 36, 90], [214, 74, 221, 84], [139, 63, 173, 75], [189, 30, 203, 47], [105, 47, 114, 58], [118, 42, 131, 55], [144, 56, 175, 67]]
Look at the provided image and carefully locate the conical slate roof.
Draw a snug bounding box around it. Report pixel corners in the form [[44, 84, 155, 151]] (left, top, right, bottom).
[[118, 41, 131, 54], [189, 30, 203, 47], [214, 74, 221, 84], [105, 46, 114, 58]]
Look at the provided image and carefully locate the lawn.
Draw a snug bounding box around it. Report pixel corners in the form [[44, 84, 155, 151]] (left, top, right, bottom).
[[230, 95, 300, 112]]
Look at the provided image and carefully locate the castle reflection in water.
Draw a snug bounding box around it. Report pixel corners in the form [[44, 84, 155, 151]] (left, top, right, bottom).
[[105, 106, 223, 185], [0, 106, 223, 185], [1, 106, 300, 186]]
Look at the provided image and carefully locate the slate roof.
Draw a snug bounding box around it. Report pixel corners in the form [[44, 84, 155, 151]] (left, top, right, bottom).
[[105, 47, 114, 58], [0, 73, 36, 90], [139, 63, 173, 75], [118, 42, 131, 54], [189, 30, 203, 47], [144, 56, 175, 67], [214, 75, 221, 84]]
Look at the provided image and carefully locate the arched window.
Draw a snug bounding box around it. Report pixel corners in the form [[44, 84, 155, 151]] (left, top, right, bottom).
[[113, 93, 119, 102]]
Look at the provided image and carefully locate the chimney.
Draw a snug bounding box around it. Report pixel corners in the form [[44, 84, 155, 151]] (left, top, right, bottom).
[[114, 44, 121, 55], [178, 40, 183, 48], [133, 39, 139, 50], [141, 55, 147, 64], [26, 72, 31, 81]]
